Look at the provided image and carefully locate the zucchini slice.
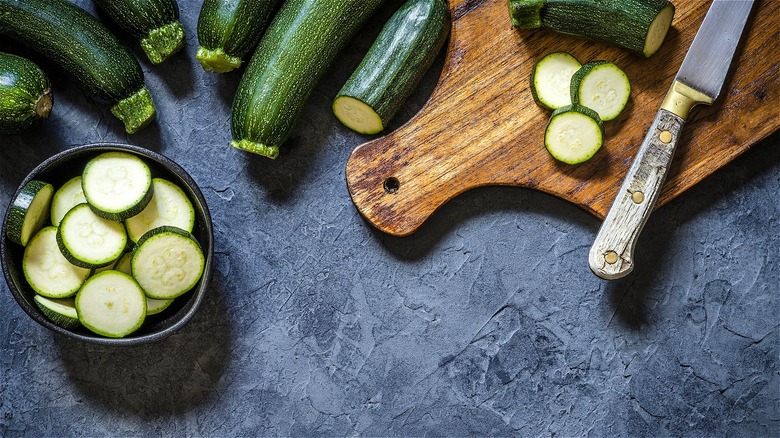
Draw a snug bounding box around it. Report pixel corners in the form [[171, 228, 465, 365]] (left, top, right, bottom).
[[131, 226, 205, 300], [76, 270, 146, 338], [23, 226, 91, 298], [113, 251, 173, 316], [508, 0, 675, 58], [6, 179, 54, 247], [544, 104, 603, 164], [56, 203, 128, 269], [333, 0, 450, 134], [50, 176, 86, 227], [125, 178, 195, 243], [82, 152, 153, 221], [570, 61, 631, 122], [33, 295, 81, 329], [531, 51, 582, 111]]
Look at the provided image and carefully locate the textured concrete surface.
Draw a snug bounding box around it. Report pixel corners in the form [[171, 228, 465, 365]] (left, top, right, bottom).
[[1, 1, 778, 436]]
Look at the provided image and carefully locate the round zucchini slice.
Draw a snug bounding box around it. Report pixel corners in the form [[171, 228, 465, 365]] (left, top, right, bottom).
[[131, 226, 205, 299], [23, 226, 90, 298], [6, 179, 54, 247], [82, 152, 153, 221], [56, 203, 127, 269], [76, 270, 146, 338]]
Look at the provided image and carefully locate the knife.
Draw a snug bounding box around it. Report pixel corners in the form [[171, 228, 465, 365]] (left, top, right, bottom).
[[588, 0, 755, 280]]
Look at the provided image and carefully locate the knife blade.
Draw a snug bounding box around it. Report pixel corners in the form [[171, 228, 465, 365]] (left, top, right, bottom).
[[588, 0, 755, 280]]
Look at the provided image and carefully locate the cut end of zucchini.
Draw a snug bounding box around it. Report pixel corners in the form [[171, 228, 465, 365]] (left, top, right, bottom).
[[34, 88, 53, 119], [110, 87, 156, 134], [508, 0, 545, 28], [545, 104, 603, 165], [333, 96, 384, 135], [230, 139, 279, 159], [195, 47, 242, 74], [141, 21, 187, 65], [643, 4, 675, 57]]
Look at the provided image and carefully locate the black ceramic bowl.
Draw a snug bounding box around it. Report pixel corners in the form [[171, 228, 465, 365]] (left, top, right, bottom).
[[1, 143, 214, 345]]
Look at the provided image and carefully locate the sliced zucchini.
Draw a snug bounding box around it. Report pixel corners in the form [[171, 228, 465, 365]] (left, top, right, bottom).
[[544, 104, 603, 164], [531, 51, 582, 111], [125, 178, 195, 243], [82, 152, 153, 221], [113, 251, 173, 315], [131, 226, 205, 300], [33, 295, 81, 329], [570, 61, 631, 122], [75, 270, 146, 338], [23, 226, 90, 298], [50, 176, 86, 227], [5, 179, 54, 247], [56, 203, 127, 269]]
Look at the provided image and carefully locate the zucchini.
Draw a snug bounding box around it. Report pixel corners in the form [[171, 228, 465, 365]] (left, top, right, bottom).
[[196, 0, 282, 73], [333, 0, 450, 134], [92, 0, 186, 64], [544, 104, 603, 164], [50, 176, 87, 227], [0, 52, 53, 134], [530, 51, 581, 111], [114, 251, 173, 315], [23, 226, 91, 298], [125, 177, 195, 243], [0, 0, 156, 133], [5, 179, 54, 247], [231, 0, 386, 159], [56, 203, 128, 269], [34, 295, 81, 329], [508, 0, 675, 57], [131, 226, 205, 300], [570, 61, 631, 122], [76, 270, 147, 338], [81, 151, 154, 221]]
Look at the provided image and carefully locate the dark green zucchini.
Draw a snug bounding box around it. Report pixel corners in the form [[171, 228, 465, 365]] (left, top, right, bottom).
[[0, 0, 156, 133], [508, 0, 675, 57], [0, 52, 53, 134], [333, 0, 450, 135], [231, 0, 386, 159], [196, 0, 282, 73], [92, 0, 185, 64]]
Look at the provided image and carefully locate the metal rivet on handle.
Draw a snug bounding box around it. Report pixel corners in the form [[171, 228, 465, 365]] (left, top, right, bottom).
[[659, 130, 673, 143], [632, 191, 645, 204], [604, 251, 619, 264]]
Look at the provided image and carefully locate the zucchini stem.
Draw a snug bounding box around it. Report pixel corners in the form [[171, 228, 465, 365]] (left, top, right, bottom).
[[230, 139, 279, 159], [140, 21, 186, 64], [195, 47, 243, 73], [34, 88, 53, 119], [508, 0, 546, 28], [110, 87, 156, 134]]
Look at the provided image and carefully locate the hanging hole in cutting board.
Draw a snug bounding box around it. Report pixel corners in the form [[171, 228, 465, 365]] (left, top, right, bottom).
[[383, 177, 400, 194]]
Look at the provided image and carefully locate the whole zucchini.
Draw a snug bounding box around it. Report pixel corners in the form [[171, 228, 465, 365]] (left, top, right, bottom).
[[508, 0, 675, 57], [0, 0, 156, 134], [92, 0, 186, 64], [196, 0, 282, 73], [231, 0, 386, 159], [0, 52, 53, 134], [333, 0, 450, 135]]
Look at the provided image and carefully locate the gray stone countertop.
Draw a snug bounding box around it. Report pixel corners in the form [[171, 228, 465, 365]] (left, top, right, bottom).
[[1, 1, 778, 436]]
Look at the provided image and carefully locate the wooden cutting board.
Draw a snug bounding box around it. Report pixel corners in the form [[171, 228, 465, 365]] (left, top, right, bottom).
[[345, 0, 779, 236]]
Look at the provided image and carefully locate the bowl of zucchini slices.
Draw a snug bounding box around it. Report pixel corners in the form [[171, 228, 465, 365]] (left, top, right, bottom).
[[1, 143, 213, 345]]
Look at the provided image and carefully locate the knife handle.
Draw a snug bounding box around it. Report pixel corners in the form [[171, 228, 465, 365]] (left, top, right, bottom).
[[588, 109, 685, 279]]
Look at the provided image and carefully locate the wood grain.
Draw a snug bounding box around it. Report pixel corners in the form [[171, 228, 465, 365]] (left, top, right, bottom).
[[346, 0, 780, 237]]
